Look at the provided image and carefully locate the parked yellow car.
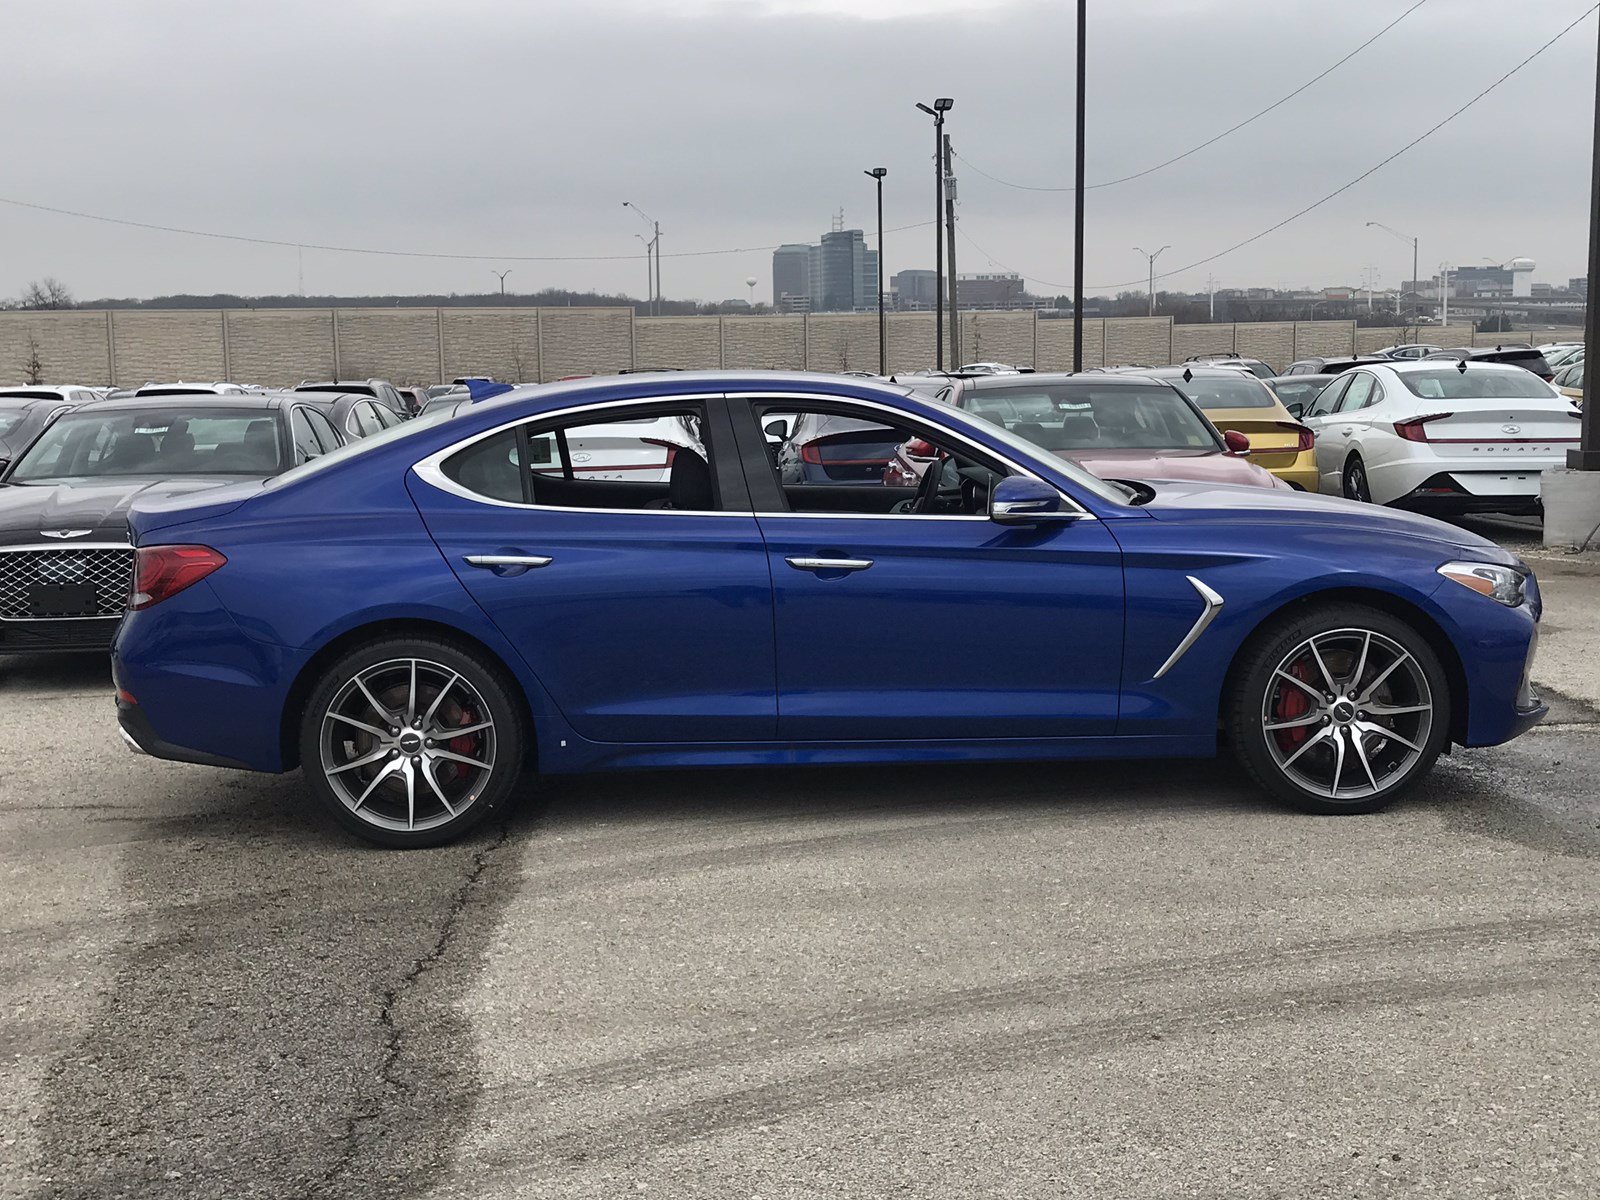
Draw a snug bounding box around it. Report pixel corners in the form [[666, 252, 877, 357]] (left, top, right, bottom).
[[1553, 359, 1583, 408], [1144, 366, 1320, 491]]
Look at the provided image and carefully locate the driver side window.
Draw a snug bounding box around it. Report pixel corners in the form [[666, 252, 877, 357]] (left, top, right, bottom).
[[756, 402, 1007, 517], [1306, 376, 1350, 418]]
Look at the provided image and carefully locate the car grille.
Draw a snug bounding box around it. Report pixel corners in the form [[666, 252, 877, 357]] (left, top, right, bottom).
[[0, 547, 134, 619]]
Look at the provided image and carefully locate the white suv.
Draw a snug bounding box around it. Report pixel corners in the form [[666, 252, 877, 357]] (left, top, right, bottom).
[[1301, 359, 1578, 514]]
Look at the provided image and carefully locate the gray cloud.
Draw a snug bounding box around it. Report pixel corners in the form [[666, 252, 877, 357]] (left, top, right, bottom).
[[2, 0, 1593, 302]]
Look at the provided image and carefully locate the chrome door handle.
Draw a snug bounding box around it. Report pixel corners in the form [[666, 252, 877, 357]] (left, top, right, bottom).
[[785, 556, 873, 573], [464, 555, 552, 569]]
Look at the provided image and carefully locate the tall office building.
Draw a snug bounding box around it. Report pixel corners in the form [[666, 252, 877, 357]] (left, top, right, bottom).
[[771, 226, 880, 312], [772, 244, 811, 310]]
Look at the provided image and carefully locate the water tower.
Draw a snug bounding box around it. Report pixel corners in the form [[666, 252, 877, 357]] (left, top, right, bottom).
[[746, 276, 758, 306], [1508, 257, 1535, 298]]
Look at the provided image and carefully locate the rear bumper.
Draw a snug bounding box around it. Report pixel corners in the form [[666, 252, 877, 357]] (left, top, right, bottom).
[[1256, 451, 1318, 492], [116, 694, 255, 770], [0, 616, 120, 654]]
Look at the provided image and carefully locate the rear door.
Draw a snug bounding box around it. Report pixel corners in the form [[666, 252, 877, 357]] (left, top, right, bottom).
[[408, 396, 778, 742]]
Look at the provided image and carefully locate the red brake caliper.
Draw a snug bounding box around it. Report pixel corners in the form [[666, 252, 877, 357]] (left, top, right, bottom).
[[442, 705, 478, 782], [1273, 661, 1315, 750]]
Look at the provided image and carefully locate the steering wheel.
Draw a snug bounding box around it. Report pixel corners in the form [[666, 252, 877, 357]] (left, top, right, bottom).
[[912, 452, 950, 514]]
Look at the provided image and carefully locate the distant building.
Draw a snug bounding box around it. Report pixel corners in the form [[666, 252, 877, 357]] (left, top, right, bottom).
[[772, 244, 811, 310], [1451, 259, 1535, 299], [956, 272, 1024, 308], [893, 269, 939, 309], [1572, 276, 1589, 297]]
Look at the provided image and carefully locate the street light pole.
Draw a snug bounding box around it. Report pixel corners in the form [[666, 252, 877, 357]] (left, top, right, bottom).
[[1574, 3, 1600, 470], [1134, 245, 1169, 317], [866, 167, 888, 374], [917, 99, 953, 369], [944, 132, 960, 366], [634, 234, 654, 310], [623, 202, 661, 317], [1366, 221, 1419, 330], [1073, 0, 1086, 372]]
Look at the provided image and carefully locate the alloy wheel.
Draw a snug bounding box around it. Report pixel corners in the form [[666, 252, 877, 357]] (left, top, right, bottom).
[[319, 657, 498, 833], [1344, 460, 1371, 503], [1261, 627, 1433, 801]]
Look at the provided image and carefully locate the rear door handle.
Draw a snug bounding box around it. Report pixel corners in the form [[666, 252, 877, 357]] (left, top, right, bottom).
[[464, 554, 552, 569], [785, 556, 873, 573]]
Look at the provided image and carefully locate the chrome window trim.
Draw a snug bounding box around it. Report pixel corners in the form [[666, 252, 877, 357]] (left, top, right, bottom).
[[412, 390, 1095, 522], [0, 542, 134, 622], [1150, 575, 1224, 679]]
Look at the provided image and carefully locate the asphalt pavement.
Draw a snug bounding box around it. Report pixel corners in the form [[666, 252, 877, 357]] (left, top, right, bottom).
[[2, 532, 1597, 1200]]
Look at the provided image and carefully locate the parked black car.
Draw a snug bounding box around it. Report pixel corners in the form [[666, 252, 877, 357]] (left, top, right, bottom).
[[0, 394, 345, 654], [1280, 356, 1390, 376], [293, 379, 410, 420], [1264, 374, 1340, 417], [0, 393, 79, 474], [287, 390, 408, 440], [1421, 346, 1557, 381]]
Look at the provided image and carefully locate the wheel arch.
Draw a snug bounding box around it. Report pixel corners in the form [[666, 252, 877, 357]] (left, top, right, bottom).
[[278, 617, 538, 772], [1220, 586, 1469, 745]]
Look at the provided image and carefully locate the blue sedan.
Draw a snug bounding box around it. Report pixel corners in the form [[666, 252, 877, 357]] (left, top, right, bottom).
[[112, 371, 1545, 847]]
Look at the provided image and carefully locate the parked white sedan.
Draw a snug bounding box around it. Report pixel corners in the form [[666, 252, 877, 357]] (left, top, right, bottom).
[[1301, 360, 1580, 515]]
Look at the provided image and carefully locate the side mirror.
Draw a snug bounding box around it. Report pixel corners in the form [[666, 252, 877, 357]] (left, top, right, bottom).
[[1223, 429, 1251, 455], [990, 476, 1071, 524], [763, 418, 792, 440], [1285, 401, 1304, 419]]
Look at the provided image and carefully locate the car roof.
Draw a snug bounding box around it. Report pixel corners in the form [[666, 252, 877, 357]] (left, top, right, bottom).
[[1382, 358, 1538, 373], [1266, 373, 1338, 383], [66, 392, 290, 413], [963, 371, 1169, 388], [1138, 365, 1263, 379]]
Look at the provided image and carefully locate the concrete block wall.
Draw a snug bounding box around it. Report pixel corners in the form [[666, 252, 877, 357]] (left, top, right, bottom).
[[1172, 323, 1235, 360], [1293, 321, 1357, 359], [538, 309, 633, 381], [225, 310, 336, 387], [335, 309, 439, 385], [959, 312, 1035, 368], [723, 316, 806, 369], [1234, 322, 1297, 371], [0, 311, 113, 384], [635, 317, 721, 371], [111, 311, 226, 387], [1036, 318, 1105, 371], [441, 310, 540, 383], [805, 315, 880, 374], [1104, 317, 1172, 367]]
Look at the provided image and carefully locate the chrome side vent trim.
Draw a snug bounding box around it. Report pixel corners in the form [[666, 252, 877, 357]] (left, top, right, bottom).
[[1151, 576, 1224, 680]]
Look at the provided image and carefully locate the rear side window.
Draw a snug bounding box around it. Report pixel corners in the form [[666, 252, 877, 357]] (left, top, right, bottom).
[[442, 429, 524, 502]]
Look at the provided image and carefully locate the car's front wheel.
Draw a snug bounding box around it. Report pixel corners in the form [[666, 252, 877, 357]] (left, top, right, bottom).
[[1227, 604, 1450, 814], [300, 637, 527, 847]]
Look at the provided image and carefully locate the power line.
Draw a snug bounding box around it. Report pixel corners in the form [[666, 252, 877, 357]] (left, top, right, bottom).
[[964, 2, 1599, 295], [0, 194, 932, 263], [954, 0, 1429, 194]]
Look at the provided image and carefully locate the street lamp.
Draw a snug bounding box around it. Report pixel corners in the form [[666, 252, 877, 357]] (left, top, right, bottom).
[[1366, 221, 1419, 329], [623, 201, 661, 316], [492, 269, 512, 298], [1133, 245, 1169, 317], [916, 98, 953, 369], [633, 235, 653, 310], [865, 167, 888, 374]]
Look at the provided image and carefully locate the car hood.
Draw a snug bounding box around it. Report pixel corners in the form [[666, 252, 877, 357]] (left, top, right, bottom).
[[1059, 447, 1282, 490], [0, 476, 247, 543], [1130, 479, 1513, 560]]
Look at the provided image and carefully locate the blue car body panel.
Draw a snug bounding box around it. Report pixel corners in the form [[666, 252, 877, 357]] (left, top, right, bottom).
[[113, 371, 1543, 779]]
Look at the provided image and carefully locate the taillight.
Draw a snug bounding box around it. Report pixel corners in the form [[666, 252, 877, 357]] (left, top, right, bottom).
[[129, 545, 227, 610], [641, 437, 679, 467], [799, 441, 823, 465], [1393, 413, 1454, 442], [1286, 422, 1315, 452], [904, 437, 939, 460]]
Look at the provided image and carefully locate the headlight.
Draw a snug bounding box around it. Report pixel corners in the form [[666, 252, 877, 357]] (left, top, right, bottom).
[[1437, 560, 1527, 607]]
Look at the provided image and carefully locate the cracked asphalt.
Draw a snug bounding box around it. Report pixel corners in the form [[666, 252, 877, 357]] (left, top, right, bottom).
[[2, 528, 1597, 1199]]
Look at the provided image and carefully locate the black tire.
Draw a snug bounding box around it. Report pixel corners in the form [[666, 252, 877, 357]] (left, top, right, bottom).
[[299, 636, 529, 848], [1226, 603, 1451, 815], [1342, 455, 1373, 503]]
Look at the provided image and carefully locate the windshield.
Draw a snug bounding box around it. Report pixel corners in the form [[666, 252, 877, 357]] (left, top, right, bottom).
[[266, 405, 456, 487], [8, 407, 282, 481], [0, 411, 23, 438], [939, 400, 1131, 506], [1399, 369, 1560, 400], [1165, 374, 1277, 409], [967, 384, 1217, 452]]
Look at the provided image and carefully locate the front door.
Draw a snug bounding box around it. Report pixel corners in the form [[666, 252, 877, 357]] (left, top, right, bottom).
[[409, 398, 777, 742], [731, 396, 1125, 741]]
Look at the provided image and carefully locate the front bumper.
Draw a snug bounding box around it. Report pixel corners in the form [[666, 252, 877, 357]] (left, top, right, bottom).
[[0, 616, 121, 654]]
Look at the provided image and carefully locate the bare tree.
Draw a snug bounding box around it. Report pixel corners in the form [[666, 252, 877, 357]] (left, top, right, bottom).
[[19, 277, 74, 310], [21, 332, 46, 385]]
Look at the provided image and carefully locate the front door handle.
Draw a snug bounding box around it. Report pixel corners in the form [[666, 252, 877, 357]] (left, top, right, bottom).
[[464, 554, 553, 571], [1340, 427, 1354, 436], [785, 556, 873, 573]]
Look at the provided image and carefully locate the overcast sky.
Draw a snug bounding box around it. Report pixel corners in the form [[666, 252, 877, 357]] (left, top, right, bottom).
[[3, 0, 1595, 303]]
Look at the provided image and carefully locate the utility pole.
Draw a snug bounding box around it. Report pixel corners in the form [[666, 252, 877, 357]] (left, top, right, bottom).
[[634, 234, 654, 310], [865, 167, 888, 374], [1440, 263, 1451, 327], [916, 99, 953, 369], [945, 133, 960, 366], [1205, 274, 1217, 322], [1361, 266, 1379, 314], [1573, 1, 1600, 471], [1073, 0, 1086, 372], [1367, 221, 1419, 331], [653, 221, 662, 315], [1134, 245, 1169, 317], [623, 202, 662, 316]]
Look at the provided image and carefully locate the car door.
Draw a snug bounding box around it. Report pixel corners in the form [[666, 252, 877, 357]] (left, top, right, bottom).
[[407, 396, 778, 742], [728, 393, 1125, 741], [1301, 375, 1352, 492]]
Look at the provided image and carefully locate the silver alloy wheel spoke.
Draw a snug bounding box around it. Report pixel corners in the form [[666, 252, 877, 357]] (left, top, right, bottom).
[[1358, 719, 1423, 752], [355, 676, 398, 726], [1328, 726, 1347, 795], [420, 671, 461, 729], [352, 759, 399, 812], [327, 746, 392, 775], [1357, 654, 1410, 705], [405, 659, 419, 725], [1349, 631, 1372, 693], [1273, 669, 1324, 700], [1364, 701, 1430, 717], [431, 719, 493, 739], [1280, 725, 1332, 770], [1264, 712, 1323, 732], [404, 758, 416, 829], [431, 747, 492, 771], [327, 711, 390, 739], [1308, 638, 1340, 697], [421, 762, 458, 817], [1351, 727, 1381, 792]]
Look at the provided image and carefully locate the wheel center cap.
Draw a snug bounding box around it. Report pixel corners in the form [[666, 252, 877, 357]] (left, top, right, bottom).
[[398, 732, 423, 753], [1331, 701, 1357, 724]]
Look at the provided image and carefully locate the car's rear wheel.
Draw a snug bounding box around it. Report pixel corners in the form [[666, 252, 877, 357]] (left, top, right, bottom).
[[300, 637, 527, 847], [1227, 604, 1450, 815], [1342, 455, 1373, 503]]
